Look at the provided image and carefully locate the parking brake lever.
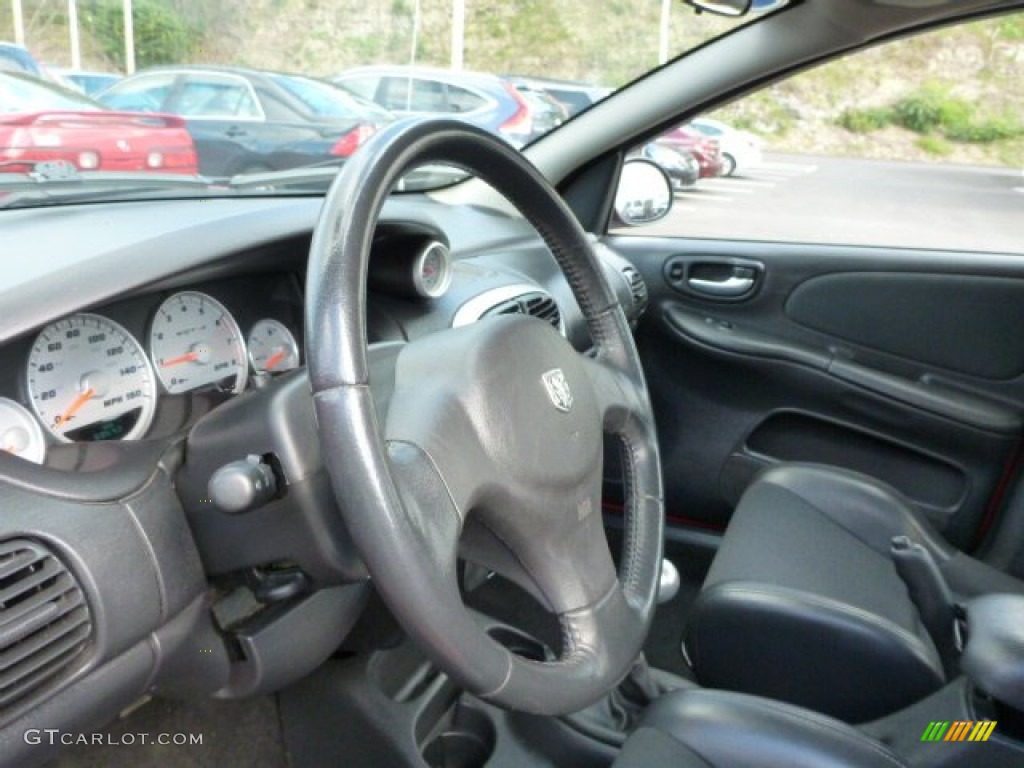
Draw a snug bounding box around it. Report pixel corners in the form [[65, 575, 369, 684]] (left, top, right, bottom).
[[891, 536, 962, 677]]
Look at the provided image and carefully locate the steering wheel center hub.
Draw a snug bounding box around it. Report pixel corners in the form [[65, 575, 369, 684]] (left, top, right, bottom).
[[386, 314, 604, 512]]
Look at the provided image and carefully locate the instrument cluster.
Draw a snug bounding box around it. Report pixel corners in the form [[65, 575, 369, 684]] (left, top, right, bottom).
[[1, 279, 302, 465]]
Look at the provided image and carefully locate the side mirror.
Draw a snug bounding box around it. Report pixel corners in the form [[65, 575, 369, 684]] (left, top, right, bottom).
[[613, 159, 673, 227]]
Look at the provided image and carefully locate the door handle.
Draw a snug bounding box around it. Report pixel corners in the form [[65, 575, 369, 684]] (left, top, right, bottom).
[[687, 274, 755, 297], [225, 126, 247, 138]]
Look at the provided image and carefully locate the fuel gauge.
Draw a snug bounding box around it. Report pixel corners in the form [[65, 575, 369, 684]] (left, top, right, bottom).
[[248, 319, 300, 375], [0, 397, 46, 464]]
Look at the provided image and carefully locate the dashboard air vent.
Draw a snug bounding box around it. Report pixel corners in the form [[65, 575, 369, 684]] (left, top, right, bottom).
[[0, 539, 91, 712], [622, 266, 648, 316], [481, 290, 562, 332]]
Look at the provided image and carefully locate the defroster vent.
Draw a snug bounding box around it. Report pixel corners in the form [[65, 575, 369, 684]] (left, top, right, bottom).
[[0, 539, 91, 713], [480, 290, 562, 331]]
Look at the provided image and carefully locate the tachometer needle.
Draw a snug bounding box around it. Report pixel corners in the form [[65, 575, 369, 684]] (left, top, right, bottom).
[[264, 350, 286, 371], [161, 352, 200, 367], [55, 387, 94, 426]]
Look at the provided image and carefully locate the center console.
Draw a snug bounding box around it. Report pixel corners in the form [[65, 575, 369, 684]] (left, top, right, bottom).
[[858, 593, 1024, 767]]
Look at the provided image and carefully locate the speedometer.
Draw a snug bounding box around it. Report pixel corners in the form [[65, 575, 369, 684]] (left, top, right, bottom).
[[150, 291, 246, 395], [26, 314, 157, 442]]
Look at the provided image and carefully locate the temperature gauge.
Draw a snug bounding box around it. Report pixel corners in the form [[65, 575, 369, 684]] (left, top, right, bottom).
[[248, 319, 300, 374], [0, 398, 46, 464]]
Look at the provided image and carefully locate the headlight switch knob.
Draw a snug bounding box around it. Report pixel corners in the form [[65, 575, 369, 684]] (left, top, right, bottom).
[[208, 455, 278, 515]]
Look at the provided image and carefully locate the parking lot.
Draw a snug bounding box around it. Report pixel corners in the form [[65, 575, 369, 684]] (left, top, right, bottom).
[[641, 153, 1024, 254]]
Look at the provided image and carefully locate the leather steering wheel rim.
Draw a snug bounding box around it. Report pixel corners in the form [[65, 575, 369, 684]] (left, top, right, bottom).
[[305, 118, 664, 715]]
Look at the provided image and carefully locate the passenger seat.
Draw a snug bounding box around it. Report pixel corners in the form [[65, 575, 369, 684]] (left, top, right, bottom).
[[682, 463, 1024, 722]]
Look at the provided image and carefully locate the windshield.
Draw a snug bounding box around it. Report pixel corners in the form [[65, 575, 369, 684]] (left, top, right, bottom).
[[0, 1, 755, 202]]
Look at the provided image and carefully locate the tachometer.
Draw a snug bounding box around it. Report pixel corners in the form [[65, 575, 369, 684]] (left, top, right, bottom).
[[248, 319, 300, 374], [150, 291, 246, 395], [26, 314, 157, 442], [0, 397, 46, 463]]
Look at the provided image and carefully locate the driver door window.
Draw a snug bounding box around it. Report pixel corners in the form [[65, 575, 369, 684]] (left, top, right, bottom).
[[617, 14, 1024, 255]]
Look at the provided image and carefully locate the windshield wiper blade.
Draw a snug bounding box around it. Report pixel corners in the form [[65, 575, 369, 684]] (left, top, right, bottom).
[[226, 162, 469, 191], [0, 161, 224, 208]]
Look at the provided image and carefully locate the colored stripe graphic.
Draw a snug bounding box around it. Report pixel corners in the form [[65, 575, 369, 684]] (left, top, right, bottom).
[[921, 722, 949, 741], [969, 722, 997, 742], [921, 721, 997, 742], [945, 722, 970, 741]]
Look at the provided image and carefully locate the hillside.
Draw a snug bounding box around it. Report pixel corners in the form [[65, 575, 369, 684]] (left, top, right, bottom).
[[4, 1, 1022, 167]]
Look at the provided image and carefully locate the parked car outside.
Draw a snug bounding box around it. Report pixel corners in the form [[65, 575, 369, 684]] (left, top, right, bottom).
[[507, 80, 568, 141], [334, 65, 534, 147], [53, 69, 124, 98], [687, 116, 763, 176], [656, 124, 724, 178], [0, 41, 44, 78], [506, 75, 612, 117], [0, 71, 197, 174], [99, 66, 392, 176], [0, 42, 78, 90], [636, 142, 699, 190]]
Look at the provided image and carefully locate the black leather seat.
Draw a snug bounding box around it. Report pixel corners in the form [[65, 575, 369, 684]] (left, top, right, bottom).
[[683, 464, 1024, 722], [612, 689, 908, 768]]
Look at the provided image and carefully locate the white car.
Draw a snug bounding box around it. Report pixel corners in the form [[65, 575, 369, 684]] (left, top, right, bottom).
[[688, 116, 763, 176]]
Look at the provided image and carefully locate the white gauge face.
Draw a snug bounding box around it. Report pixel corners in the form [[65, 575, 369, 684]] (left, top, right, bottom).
[[414, 242, 452, 298], [0, 397, 46, 463], [150, 291, 247, 395], [248, 319, 300, 375], [26, 314, 157, 443]]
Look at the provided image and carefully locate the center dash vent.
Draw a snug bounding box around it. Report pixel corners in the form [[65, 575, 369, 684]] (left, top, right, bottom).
[[480, 290, 562, 332], [0, 539, 92, 713], [621, 266, 649, 316]]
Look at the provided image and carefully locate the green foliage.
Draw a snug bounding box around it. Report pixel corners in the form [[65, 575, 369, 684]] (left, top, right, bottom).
[[836, 83, 1024, 146], [891, 84, 971, 133], [914, 135, 953, 156], [943, 113, 1021, 143], [84, 0, 196, 70], [996, 15, 1024, 41], [836, 107, 892, 133]]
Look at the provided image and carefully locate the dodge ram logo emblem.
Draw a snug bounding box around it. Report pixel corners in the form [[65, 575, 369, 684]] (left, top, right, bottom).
[[541, 368, 573, 413]]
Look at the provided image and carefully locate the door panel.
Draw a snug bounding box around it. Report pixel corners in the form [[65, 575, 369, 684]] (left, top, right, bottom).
[[606, 235, 1024, 550], [785, 273, 1024, 379]]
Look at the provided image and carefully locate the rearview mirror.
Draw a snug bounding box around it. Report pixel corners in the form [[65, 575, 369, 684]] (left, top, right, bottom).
[[613, 159, 673, 227], [683, 0, 751, 17]]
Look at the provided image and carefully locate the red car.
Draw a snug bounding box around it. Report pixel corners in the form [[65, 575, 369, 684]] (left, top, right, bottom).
[[656, 124, 725, 178], [0, 71, 197, 174]]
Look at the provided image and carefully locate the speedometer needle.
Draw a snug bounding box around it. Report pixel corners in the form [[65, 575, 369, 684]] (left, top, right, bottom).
[[161, 352, 200, 367], [55, 387, 94, 426], [264, 350, 286, 371]]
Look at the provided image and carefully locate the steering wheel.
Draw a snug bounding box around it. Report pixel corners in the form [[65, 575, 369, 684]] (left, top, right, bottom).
[[305, 118, 664, 716]]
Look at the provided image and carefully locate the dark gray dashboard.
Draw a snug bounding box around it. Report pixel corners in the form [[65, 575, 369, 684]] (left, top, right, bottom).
[[0, 191, 643, 767]]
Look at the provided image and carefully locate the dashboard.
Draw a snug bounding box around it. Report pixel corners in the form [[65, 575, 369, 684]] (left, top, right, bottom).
[[0, 196, 643, 472], [0, 191, 646, 760], [0, 273, 304, 463]]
